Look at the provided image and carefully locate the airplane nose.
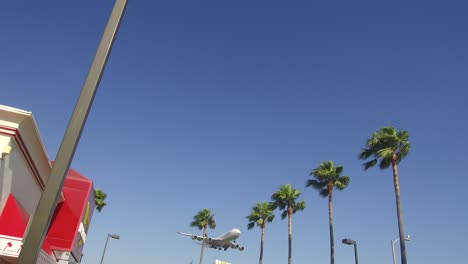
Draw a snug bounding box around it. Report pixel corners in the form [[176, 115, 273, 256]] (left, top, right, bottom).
[[233, 228, 241, 234]]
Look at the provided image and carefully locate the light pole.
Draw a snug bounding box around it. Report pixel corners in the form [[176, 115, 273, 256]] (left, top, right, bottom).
[[392, 235, 410, 264], [17, 1, 127, 263], [342, 238, 358, 264], [100, 233, 120, 264]]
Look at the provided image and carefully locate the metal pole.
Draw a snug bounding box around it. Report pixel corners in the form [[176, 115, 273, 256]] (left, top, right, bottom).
[[17, 1, 127, 263], [391, 239, 398, 264], [353, 242, 358, 264], [100, 235, 111, 264]]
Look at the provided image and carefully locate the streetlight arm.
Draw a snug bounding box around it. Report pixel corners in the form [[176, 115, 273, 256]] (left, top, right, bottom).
[[342, 238, 358, 264], [100, 233, 120, 264], [392, 235, 410, 264], [353, 242, 358, 264], [100, 235, 111, 264]]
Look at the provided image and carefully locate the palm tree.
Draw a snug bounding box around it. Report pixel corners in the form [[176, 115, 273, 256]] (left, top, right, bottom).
[[247, 201, 276, 264], [359, 126, 410, 264], [93, 189, 107, 212], [190, 209, 216, 264], [271, 184, 306, 264], [307, 161, 350, 264]]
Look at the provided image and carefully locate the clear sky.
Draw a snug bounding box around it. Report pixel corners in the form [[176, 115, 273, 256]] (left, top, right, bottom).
[[1, 0, 467, 263]]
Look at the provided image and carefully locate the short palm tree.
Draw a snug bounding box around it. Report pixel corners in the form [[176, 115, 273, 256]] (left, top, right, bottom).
[[271, 184, 306, 264], [190, 209, 216, 264], [247, 201, 276, 264], [359, 126, 410, 264], [307, 161, 350, 264], [93, 189, 107, 212]]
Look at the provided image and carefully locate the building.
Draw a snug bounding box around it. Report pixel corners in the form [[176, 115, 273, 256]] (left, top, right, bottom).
[[0, 105, 96, 264], [214, 259, 231, 264]]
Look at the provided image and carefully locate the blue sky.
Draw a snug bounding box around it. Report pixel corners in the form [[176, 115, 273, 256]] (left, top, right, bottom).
[[1, 0, 467, 263]]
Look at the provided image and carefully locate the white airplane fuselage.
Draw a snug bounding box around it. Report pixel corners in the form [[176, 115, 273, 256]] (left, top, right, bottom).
[[177, 228, 245, 251], [215, 228, 241, 242]]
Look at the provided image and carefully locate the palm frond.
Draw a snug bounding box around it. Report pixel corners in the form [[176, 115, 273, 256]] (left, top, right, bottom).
[[359, 148, 374, 160], [306, 179, 327, 190], [247, 222, 255, 230], [268, 202, 278, 211], [208, 218, 216, 229], [256, 219, 264, 226], [267, 214, 275, 223], [294, 200, 306, 212], [396, 142, 410, 163], [381, 126, 397, 135], [308, 161, 350, 197], [379, 157, 392, 169], [94, 189, 107, 213], [363, 159, 377, 170], [271, 191, 287, 210], [361, 126, 411, 172], [367, 132, 382, 146], [319, 188, 329, 197], [335, 176, 350, 190], [190, 221, 202, 229], [95, 201, 106, 212], [247, 201, 276, 229], [293, 189, 301, 198], [281, 210, 288, 219], [191, 209, 216, 230], [376, 148, 394, 159], [310, 161, 335, 180], [398, 130, 409, 141], [335, 165, 343, 176], [272, 184, 304, 218]]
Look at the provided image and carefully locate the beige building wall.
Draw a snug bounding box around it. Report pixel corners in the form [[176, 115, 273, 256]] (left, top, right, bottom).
[[8, 139, 42, 215], [0, 105, 59, 264]]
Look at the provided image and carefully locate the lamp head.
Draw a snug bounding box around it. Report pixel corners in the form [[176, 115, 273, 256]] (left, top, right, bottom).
[[342, 238, 356, 245], [109, 234, 120, 240]]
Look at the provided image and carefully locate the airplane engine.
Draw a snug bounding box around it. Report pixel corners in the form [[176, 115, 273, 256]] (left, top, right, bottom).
[[208, 238, 212, 242], [239, 246, 245, 251], [192, 235, 198, 240]]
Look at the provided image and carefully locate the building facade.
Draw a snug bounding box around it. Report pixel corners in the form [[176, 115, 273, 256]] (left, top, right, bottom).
[[0, 105, 96, 264]]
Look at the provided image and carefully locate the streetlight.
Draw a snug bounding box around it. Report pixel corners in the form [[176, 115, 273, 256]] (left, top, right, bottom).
[[342, 238, 358, 264], [391, 235, 410, 264], [100, 233, 120, 264]]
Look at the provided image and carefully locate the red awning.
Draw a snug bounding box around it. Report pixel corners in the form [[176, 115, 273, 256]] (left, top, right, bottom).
[[0, 194, 29, 238]]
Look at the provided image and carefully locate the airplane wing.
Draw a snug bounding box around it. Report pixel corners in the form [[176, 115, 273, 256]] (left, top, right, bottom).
[[228, 241, 246, 252], [177, 232, 245, 252], [193, 242, 214, 248], [176, 232, 211, 242]]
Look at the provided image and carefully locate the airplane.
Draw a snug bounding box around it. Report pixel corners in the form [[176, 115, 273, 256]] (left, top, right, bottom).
[[177, 228, 245, 252]]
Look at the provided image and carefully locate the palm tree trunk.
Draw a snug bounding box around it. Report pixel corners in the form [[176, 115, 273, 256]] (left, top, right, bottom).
[[288, 206, 292, 264], [199, 227, 206, 264], [328, 183, 334, 264], [392, 155, 407, 264], [259, 224, 265, 264]]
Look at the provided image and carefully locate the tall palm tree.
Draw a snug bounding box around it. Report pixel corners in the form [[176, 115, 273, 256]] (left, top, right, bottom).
[[190, 209, 216, 264], [271, 184, 306, 264], [93, 189, 107, 212], [246, 201, 276, 264], [307, 161, 350, 264], [359, 126, 410, 264]]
